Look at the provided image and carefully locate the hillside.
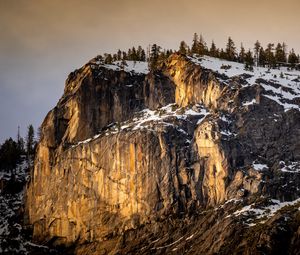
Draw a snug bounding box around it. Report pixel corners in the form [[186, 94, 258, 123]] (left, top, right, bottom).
[[25, 53, 300, 254]]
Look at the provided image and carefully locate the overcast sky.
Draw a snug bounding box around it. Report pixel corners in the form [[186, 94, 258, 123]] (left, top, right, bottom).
[[0, 0, 299, 142]]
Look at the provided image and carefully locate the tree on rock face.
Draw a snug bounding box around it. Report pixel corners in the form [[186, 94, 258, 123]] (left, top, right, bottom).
[[179, 41, 188, 55], [225, 37, 236, 61]]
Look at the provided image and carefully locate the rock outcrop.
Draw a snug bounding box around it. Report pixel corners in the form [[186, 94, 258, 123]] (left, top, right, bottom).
[[25, 54, 300, 254]]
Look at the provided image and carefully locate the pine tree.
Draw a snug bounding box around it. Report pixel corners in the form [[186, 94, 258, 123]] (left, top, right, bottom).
[[140, 49, 146, 61], [158, 50, 167, 61], [122, 51, 127, 60], [127, 48, 132, 60], [179, 41, 188, 54], [96, 55, 103, 63], [131, 47, 138, 61], [191, 33, 199, 54], [104, 54, 113, 64], [166, 49, 173, 58], [283, 42, 287, 61], [17, 126, 24, 154], [265, 43, 275, 68], [0, 138, 21, 172], [275, 43, 287, 65], [113, 54, 118, 62], [244, 50, 254, 71], [136, 45, 146, 61], [209, 41, 218, 57], [219, 49, 227, 59], [225, 37, 236, 61], [254, 40, 261, 66], [190, 33, 207, 55], [149, 44, 161, 70], [26, 124, 35, 159], [239, 43, 246, 63], [288, 48, 299, 67], [198, 34, 207, 55], [117, 50, 122, 61], [259, 47, 266, 66]]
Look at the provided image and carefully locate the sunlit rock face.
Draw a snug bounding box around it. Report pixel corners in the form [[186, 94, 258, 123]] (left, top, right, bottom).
[[26, 54, 300, 253], [163, 54, 226, 108]]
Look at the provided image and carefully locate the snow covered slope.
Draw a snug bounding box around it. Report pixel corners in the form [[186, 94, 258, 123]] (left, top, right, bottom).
[[189, 55, 300, 111], [91, 60, 149, 74]]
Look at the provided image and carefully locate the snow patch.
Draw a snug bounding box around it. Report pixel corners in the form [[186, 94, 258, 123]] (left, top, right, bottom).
[[232, 198, 300, 226], [252, 162, 268, 171], [99, 60, 149, 74], [243, 99, 257, 106], [279, 161, 300, 173]]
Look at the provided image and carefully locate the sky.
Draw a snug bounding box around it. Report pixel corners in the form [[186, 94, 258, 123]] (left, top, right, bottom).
[[0, 0, 299, 142]]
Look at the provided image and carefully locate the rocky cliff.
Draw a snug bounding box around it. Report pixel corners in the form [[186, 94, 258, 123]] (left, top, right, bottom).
[[26, 54, 300, 254]]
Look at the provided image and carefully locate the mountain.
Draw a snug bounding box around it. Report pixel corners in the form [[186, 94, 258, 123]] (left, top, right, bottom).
[[25, 53, 300, 254]]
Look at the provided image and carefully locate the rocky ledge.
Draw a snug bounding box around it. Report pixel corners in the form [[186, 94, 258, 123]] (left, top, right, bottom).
[[25, 53, 300, 254]]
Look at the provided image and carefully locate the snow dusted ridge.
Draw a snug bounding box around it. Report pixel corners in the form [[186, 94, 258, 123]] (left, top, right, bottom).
[[72, 104, 210, 147], [92, 60, 149, 74], [188, 55, 300, 111]]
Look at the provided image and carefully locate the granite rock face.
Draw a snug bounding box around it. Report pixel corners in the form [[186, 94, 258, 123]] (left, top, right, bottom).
[[26, 54, 300, 254]]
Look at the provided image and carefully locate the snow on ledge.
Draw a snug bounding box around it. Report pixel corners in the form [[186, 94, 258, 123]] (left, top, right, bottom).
[[71, 104, 210, 148], [252, 162, 268, 171]]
